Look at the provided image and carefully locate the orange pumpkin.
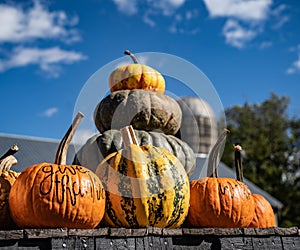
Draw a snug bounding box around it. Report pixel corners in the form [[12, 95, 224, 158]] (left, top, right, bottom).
[[248, 194, 276, 228], [109, 50, 165, 94], [186, 131, 255, 228], [0, 145, 20, 229], [8, 113, 106, 229]]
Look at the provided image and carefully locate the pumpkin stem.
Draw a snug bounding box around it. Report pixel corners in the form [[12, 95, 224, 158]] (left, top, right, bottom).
[[0, 144, 18, 161], [120, 125, 139, 150], [207, 129, 230, 178], [0, 144, 19, 171], [54, 112, 84, 165], [124, 50, 138, 64], [234, 144, 244, 182]]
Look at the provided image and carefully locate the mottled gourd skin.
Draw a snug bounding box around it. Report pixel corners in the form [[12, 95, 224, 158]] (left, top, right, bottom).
[[73, 129, 196, 177], [109, 64, 165, 94], [9, 164, 106, 229], [187, 178, 255, 228], [96, 144, 190, 229], [248, 194, 276, 228], [94, 89, 182, 135], [0, 170, 20, 229]]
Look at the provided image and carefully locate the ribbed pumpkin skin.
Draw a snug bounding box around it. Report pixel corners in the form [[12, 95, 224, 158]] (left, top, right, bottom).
[[109, 64, 165, 94], [0, 170, 19, 229], [9, 164, 106, 229], [248, 194, 276, 228], [73, 129, 196, 177], [94, 89, 182, 135], [96, 144, 190, 228], [187, 178, 255, 228]]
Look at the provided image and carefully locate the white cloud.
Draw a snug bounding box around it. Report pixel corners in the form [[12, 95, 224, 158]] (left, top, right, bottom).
[[222, 19, 257, 48], [112, 0, 138, 15], [286, 46, 300, 75], [203, 0, 272, 22], [147, 0, 186, 16], [0, 0, 80, 43], [40, 107, 58, 117], [259, 41, 272, 49], [0, 46, 87, 77]]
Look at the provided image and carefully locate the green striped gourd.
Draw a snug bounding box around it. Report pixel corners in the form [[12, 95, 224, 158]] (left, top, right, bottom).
[[96, 126, 190, 228]]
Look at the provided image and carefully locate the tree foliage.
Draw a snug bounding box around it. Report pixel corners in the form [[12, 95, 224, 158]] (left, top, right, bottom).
[[221, 93, 300, 227]]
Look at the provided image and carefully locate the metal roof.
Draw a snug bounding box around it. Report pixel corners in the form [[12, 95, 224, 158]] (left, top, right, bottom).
[[0, 133, 76, 172]]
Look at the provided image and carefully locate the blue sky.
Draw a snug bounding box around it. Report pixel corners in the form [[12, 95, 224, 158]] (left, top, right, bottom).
[[0, 0, 300, 144]]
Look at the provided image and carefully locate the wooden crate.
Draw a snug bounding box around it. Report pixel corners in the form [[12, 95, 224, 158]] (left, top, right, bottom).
[[0, 227, 299, 249]]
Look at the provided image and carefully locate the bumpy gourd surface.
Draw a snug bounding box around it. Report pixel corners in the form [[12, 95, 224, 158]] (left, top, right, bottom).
[[94, 89, 182, 135], [109, 64, 165, 94], [96, 144, 190, 228]]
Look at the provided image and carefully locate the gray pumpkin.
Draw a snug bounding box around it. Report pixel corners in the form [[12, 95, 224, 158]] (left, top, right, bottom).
[[73, 129, 196, 177], [94, 89, 182, 135]]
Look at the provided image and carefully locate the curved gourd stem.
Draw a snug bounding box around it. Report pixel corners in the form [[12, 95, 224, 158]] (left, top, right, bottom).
[[207, 129, 230, 178], [124, 50, 139, 64], [0, 144, 19, 171], [54, 112, 84, 165], [120, 125, 139, 150], [234, 144, 244, 182]]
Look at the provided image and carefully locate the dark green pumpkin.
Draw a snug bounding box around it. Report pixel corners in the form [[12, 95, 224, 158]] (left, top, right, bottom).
[[94, 89, 182, 135], [73, 129, 196, 177]]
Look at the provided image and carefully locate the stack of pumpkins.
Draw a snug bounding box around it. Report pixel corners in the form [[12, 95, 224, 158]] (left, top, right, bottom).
[[0, 50, 276, 230], [76, 50, 195, 228]]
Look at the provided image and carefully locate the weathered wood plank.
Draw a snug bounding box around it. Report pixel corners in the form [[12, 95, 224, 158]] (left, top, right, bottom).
[[172, 236, 217, 249], [95, 237, 114, 250], [0, 230, 23, 240], [219, 237, 253, 250], [147, 227, 163, 235], [24, 228, 68, 239], [162, 228, 183, 236], [68, 227, 109, 237], [51, 237, 75, 250], [251, 236, 283, 250], [274, 227, 299, 236], [135, 237, 144, 250], [282, 236, 300, 250]]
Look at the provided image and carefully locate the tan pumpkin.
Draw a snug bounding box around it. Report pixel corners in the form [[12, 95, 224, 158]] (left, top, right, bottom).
[[96, 126, 190, 228], [186, 131, 255, 228], [0, 145, 20, 230], [8, 113, 106, 229], [109, 50, 165, 94]]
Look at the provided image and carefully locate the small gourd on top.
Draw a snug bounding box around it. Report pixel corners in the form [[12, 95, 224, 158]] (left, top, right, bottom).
[[109, 50, 165, 94], [94, 50, 182, 135]]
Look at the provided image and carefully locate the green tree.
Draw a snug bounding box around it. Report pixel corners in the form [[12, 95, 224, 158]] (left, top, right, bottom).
[[221, 93, 300, 226]]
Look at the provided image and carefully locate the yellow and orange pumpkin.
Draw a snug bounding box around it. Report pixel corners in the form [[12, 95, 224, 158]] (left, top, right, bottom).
[[8, 113, 106, 229], [96, 125, 190, 228], [109, 50, 165, 94]]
